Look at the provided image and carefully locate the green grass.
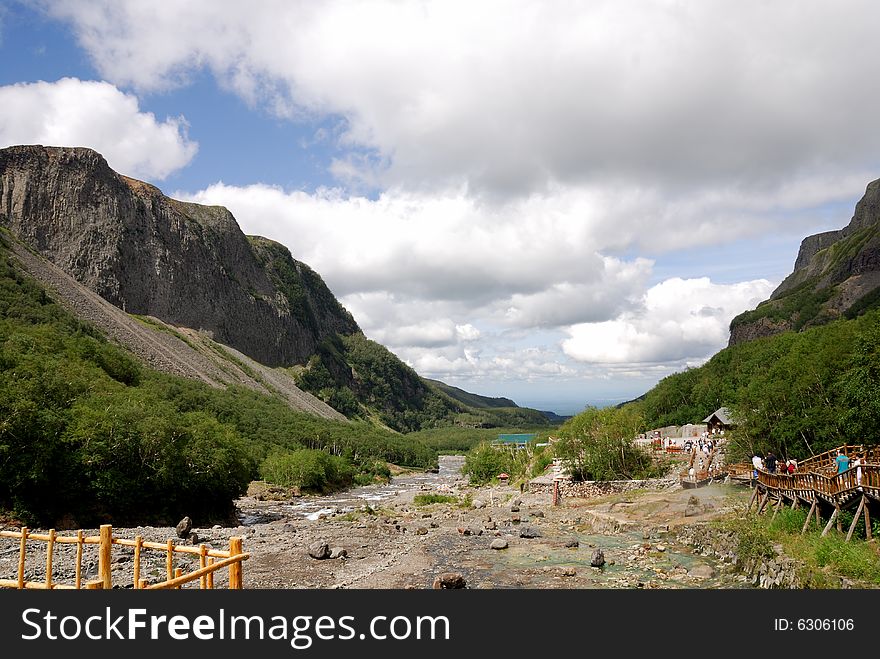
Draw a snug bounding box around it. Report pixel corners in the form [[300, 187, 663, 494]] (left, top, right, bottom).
[[413, 494, 458, 506], [716, 506, 880, 587]]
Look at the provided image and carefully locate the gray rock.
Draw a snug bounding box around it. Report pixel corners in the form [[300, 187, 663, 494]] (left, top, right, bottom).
[[432, 572, 466, 589], [688, 563, 715, 579], [416, 527, 428, 535], [176, 517, 193, 539], [531, 510, 544, 518], [564, 538, 579, 548], [308, 542, 331, 560], [186, 531, 199, 545], [0, 145, 353, 422], [490, 538, 509, 550], [484, 521, 497, 530], [590, 548, 606, 567], [519, 526, 541, 538], [472, 499, 486, 509], [329, 547, 347, 559]]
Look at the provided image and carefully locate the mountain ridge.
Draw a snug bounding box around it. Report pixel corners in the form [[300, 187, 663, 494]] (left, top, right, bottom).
[[729, 176, 880, 345]]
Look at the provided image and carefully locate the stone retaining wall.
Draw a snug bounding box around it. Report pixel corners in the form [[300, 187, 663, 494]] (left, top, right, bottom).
[[675, 524, 805, 589], [528, 477, 678, 498]]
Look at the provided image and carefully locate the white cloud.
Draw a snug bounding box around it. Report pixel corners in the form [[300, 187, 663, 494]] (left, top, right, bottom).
[[43, 0, 880, 200], [0, 78, 197, 180], [562, 277, 776, 364]]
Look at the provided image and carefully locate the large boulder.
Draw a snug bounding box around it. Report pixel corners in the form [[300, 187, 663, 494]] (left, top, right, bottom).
[[432, 572, 467, 589], [519, 526, 541, 538], [175, 517, 193, 539], [308, 542, 331, 560]]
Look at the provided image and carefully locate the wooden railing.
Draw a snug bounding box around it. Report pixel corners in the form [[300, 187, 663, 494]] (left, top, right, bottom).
[[0, 524, 249, 590], [796, 445, 880, 474], [756, 464, 879, 500]]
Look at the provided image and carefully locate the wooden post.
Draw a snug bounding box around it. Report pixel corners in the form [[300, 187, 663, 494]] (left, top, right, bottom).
[[864, 498, 872, 542], [552, 479, 560, 507], [17, 527, 28, 589], [815, 501, 821, 527], [770, 496, 783, 522], [846, 496, 865, 542], [747, 487, 758, 512], [802, 500, 816, 535], [133, 536, 142, 589], [229, 537, 243, 589], [199, 545, 208, 590], [174, 567, 183, 590], [99, 524, 113, 590], [757, 491, 769, 514], [206, 558, 215, 590], [75, 530, 83, 590], [821, 508, 839, 537], [138, 578, 148, 589], [836, 503, 843, 533], [46, 529, 56, 589], [166, 539, 174, 582], [85, 579, 103, 590]]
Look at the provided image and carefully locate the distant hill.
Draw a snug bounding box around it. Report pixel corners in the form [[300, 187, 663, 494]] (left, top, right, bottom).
[[425, 379, 517, 408], [729, 176, 880, 345]]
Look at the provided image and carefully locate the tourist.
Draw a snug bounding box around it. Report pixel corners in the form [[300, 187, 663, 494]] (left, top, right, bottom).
[[765, 452, 777, 474], [852, 453, 863, 490], [786, 459, 796, 475], [835, 449, 850, 475]]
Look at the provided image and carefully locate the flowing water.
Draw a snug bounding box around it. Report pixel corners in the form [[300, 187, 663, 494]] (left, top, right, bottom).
[[239, 455, 466, 523]]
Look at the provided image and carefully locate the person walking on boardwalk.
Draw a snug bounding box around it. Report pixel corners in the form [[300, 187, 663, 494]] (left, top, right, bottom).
[[835, 449, 850, 474], [765, 451, 777, 474]]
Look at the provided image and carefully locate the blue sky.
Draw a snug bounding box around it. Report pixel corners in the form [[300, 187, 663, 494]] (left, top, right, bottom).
[[3, 1, 878, 415]]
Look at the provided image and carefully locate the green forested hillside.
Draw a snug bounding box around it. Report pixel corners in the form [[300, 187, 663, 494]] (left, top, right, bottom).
[[635, 309, 880, 461], [294, 333, 551, 431], [0, 240, 436, 526]]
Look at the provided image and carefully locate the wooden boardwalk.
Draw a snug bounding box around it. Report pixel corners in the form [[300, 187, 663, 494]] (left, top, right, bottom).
[[748, 445, 879, 542]]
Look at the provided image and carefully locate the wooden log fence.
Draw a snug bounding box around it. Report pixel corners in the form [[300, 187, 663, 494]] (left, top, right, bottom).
[[0, 524, 249, 590]]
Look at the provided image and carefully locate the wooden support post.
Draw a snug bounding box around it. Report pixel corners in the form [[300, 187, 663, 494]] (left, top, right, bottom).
[[757, 491, 770, 515], [199, 545, 208, 590], [821, 508, 839, 537], [99, 524, 113, 590], [802, 500, 817, 535], [815, 501, 821, 527], [17, 526, 28, 589], [206, 558, 215, 590], [138, 578, 148, 589], [846, 496, 866, 542], [75, 530, 83, 590], [174, 567, 183, 589], [770, 496, 783, 522], [790, 498, 798, 510], [229, 537, 243, 589], [747, 487, 758, 512], [166, 539, 174, 582], [133, 536, 142, 589], [45, 529, 56, 589], [85, 579, 103, 590], [865, 499, 872, 542], [836, 503, 843, 533]]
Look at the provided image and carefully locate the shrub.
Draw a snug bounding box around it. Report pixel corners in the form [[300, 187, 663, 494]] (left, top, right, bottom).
[[413, 494, 458, 506], [260, 449, 353, 493]]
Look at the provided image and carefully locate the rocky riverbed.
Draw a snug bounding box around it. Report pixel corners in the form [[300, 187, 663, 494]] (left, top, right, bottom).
[[1, 457, 756, 589]]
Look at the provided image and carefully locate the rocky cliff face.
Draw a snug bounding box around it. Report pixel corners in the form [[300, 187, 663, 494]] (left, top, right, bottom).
[[729, 177, 880, 346], [0, 145, 359, 367]]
